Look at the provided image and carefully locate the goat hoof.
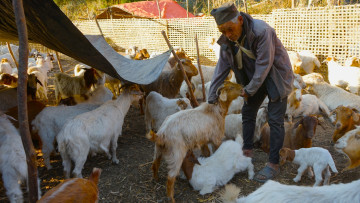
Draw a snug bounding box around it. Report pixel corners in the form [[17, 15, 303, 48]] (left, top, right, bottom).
[[112, 159, 119, 164]]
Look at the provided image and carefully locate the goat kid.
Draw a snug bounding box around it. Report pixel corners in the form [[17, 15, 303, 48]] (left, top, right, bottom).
[[279, 147, 338, 186], [181, 136, 254, 195]]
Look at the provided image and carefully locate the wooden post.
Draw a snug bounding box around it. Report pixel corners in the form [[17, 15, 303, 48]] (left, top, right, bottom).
[[156, 0, 161, 19], [243, 0, 248, 13], [6, 42, 19, 68], [12, 0, 39, 202], [186, 0, 189, 18], [55, 51, 63, 73], [94, 15, 104, 37], [208, 0, 210, 15], [161, 31, 199, 107], [195, 34, 206, 102]]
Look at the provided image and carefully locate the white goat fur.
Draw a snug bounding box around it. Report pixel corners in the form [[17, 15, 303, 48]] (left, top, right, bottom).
[[220, 179, 360, 203], [298, 50, 321, 74], [224, 107, 267, 142], [287, 147, 338, 186], [0, 114, 39, 202], [32, 85, 112, 169], [189, 137, 254, 195], [286, 92, 331, 121], [32, 104, 99, 169], [145, 91, 192, 132], [74, 64, 90, 76], [57, 89, 142, 178], [309, 82, 360, 111], [0, 59, 12, 75], [326, 57, 360, 94]]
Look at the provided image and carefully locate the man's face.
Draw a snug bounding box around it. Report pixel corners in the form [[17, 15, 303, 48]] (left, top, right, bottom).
[[218, 16, 243, 42]]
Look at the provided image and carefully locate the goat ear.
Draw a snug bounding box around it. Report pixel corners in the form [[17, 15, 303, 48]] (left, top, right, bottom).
[[219, 91, 227, 101], [352, 111, 359, 122], [36, 78, 43, 87]]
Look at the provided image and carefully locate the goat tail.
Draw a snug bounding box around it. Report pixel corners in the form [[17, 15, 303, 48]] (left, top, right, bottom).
[[146, 130, 165, 146], [219, 184, 240, 203], [89, 168, 102, 185], [328, 159, 338, 173]]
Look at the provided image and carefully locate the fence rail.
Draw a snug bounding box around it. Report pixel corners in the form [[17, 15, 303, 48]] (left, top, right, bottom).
[[74, 4, 360, 67], [2, 5, 359, 73]]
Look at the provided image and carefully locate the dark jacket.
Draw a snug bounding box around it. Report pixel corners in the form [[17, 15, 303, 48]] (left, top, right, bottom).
[[208, 12, 294, 103]]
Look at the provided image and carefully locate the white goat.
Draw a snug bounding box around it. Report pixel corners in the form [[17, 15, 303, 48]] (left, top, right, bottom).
[[0, 58, 12, 75], [279, 147, 338, 186], [325, 56, 360, 94], [220, 179, 360, 203], [298, 50, 321, 74], [286, 88, 331, 122], [208, 36, 220, 60], [32, 104, 100, 169], [181, 136, 254, 195], [287, 51, 302, 74], [145, 91, 192, 133], [57, 85, 142, 178], [0, 113, 40, 202], [308, 81, 360, 112], [74, 64, 91, 76], [224, 107, 267, 142], [146, 81, 243, 202], [32, 86, 113, 169]]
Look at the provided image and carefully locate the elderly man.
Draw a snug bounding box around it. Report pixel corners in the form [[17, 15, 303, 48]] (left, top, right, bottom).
[[208, 2, 294, 183]]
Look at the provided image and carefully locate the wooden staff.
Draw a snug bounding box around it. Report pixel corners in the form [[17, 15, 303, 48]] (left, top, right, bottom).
[[161, 30, 199, 107], [55, 51, 63, 72], [12, 0, 39, 202], [195, 34, 206, 102], [6, 42, 19, 68]]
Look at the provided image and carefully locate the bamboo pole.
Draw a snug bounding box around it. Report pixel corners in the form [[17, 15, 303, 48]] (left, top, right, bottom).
[[6, 42, 19, 68], [156, 0, 161, 19], [55, 51, 63, 73], [12, 0, 38, 202], [195, 34, 206, 102], [161, 30, 199, 107], [243, 0, 248, 13], [94, 15, 104, 37], [186, 0, 189, 18]]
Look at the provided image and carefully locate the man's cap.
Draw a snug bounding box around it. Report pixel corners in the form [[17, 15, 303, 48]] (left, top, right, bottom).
[[210, 2, 239, 25]]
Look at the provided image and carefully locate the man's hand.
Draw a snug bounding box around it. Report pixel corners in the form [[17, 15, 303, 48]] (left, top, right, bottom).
[[240, 89, 248, 99]]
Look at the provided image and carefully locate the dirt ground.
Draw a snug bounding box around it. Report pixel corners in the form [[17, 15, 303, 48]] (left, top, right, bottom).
[[1, 56, 360, 203]]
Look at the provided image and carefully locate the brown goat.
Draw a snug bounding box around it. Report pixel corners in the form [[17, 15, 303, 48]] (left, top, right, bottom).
[[133, 49, 150, 60], [5, 101, 46, 148], [38, 168, 101, 203], [260, 115, 320, 153], [0, 73, 18, 87], [332, 105, 360, 142]]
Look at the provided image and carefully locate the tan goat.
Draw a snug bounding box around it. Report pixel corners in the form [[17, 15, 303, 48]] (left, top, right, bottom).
[[332, 105, 360, 142], [146, 81, 243, 203]]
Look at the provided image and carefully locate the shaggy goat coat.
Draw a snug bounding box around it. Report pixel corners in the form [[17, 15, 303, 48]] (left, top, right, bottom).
[[57, 89, 141, 178], [221, 179, 360, 203], [187, 137, 254, 195]]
